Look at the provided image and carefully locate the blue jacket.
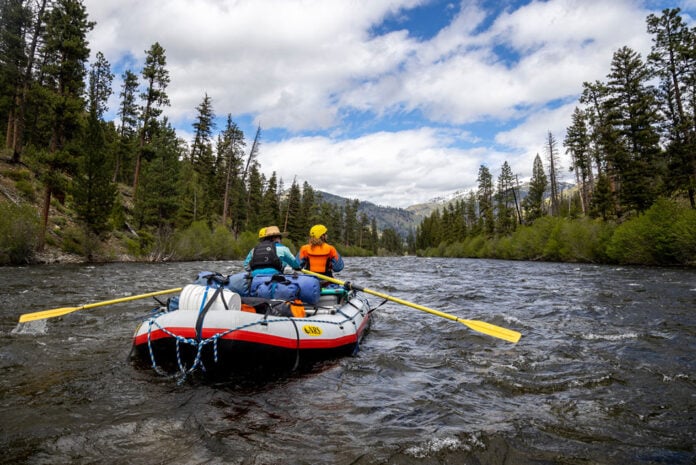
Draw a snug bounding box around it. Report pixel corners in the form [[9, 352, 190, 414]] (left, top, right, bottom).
[[244, 242, 301, 276]]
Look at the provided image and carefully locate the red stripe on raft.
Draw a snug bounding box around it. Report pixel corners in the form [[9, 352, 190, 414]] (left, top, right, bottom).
[[134, 326, 360, 350]]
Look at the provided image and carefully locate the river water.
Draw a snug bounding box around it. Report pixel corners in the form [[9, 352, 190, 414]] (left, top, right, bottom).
[[0, 257, 694, 464]]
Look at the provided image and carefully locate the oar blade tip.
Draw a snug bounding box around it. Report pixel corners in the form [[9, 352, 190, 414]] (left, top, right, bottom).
[[18, 307, 77, 323], [460, 319, 522, 343]]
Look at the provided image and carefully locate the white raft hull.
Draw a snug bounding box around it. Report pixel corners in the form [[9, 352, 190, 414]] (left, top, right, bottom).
[[131, 290, 372, 378]]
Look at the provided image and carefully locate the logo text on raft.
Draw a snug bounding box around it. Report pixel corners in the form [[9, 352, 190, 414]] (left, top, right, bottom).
[[302, 325, 323, 336]]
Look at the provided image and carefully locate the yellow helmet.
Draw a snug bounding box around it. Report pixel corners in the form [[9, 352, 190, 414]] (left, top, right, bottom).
[[259, 225, 283, 239], [310, 224, 328, 238]]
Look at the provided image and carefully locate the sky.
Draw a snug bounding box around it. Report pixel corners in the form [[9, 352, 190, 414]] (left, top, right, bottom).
[[83, 0, 696, 208]]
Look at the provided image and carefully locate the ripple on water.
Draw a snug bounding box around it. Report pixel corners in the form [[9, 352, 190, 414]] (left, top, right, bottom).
[[1, 259, 695, 464]]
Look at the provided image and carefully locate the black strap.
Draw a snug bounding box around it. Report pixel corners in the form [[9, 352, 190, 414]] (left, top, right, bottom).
[[194, 286, 223, 341]]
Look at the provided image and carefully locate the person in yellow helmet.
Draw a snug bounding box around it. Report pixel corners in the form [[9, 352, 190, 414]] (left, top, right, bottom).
[[244, 226, 301, 276], [296, 224, 344, 277]]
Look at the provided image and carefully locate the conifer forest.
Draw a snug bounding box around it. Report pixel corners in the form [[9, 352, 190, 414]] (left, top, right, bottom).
[[0, 1, 694, 266]]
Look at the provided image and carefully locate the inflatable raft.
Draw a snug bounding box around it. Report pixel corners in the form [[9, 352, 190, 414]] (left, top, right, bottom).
[[131, 272, 374, 380]]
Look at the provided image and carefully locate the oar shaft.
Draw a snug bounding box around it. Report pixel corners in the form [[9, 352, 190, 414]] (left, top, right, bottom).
[[78, 288, 183, 310], [18, 288, 183, 323], [301, 269, 521, 343]]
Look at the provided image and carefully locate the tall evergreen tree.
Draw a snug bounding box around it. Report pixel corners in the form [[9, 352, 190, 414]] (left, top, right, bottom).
[[465, 191, 479, 235], [545, 131, 561, 216], [580, 80, 612, 178], [259, 171, 281, 227], [476, 165, 494, 236], [73, 51, 116, 238], [2, 0, 47, 163], [343, 199, 359, 246], [37, 0, 93, 249], [114, 69, 139, 183], [284, 179, 303, 244], [217, 115, 245, 229], [604, 46, 663, 214], [0, 0, 30, 149], [564, 107, 593, 214], [189, 93, 216, 223], [135, 120, 181, 230], [647, 8, 696, 207], [245, 163, 264, 231], [134, 42, 170, 195], [495, 161, 516, 234], [522, 154, 547, 222], [298, 181, 317, 238], [370, 217, 380, 253]]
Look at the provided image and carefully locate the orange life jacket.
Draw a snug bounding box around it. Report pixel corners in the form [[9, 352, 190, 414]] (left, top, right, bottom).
[[299, 243, 336, 275]]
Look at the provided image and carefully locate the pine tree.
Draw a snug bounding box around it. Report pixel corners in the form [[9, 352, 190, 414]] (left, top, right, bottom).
[[380, 228, 403, 255], [590, 173, 614, 220], [284, 179, 303, 244], [476, 165, 494, 236], [245, 163, 264, 231], [134, 42, 170, 195], [299, 181, 317, 237], [1, 0, 47, 163], [259, 172, 281, 227], [604, 46, 663, 214], [495, 161, 517, 234], [370, 217, 379, 253], [647, 8, 696, 208], [464, 191, 479, 236], [523, 154, 547, 222], [545, 132, 561, 216], [189, 93, 216, 224], [358, 212, 370, 248], [216, 115, 245, 230], [175, 159, 202, 227], [37, 0, 93, 249], [580, 80, 612, 178], [416, 209, 442, 249], [135, 120, 181, 230], [343, 199, 359, 246], [0, 0, 29, 151], [114, 69, 139, 183], [564, 107, 593, 214], [73, 51, 116, 238]]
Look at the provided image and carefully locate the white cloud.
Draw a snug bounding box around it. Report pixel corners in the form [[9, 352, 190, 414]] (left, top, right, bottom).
[[82, 0, 690, 207], [258, 128, 487, 207]]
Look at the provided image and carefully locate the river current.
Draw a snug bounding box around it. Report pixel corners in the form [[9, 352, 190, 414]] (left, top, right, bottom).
[[0, 257, 694, 464]]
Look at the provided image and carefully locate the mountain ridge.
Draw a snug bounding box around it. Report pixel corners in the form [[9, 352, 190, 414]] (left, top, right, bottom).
[[316, 181, 576, 237]]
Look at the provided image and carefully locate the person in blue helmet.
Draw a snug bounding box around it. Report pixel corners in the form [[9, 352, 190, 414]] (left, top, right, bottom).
[[244, 226, 301, 276]]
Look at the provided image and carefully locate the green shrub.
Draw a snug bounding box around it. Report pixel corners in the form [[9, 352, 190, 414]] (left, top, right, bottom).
[[607, 198, 696, 265], [173, 221, 213, 260], [60, 226, 85, 256], [0, 202, 39, 264], [15, 179, 35, 201], [4, 167, 31, 182], [210, 225, 239, 259], [237, 231, 258, 259]]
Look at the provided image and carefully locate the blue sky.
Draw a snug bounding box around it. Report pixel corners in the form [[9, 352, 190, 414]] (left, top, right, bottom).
[[84, 0, 696, 208]]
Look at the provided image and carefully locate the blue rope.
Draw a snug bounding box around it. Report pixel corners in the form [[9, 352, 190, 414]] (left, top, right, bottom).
[[198, 285, 210, 315], [143, 301, 371, 384]]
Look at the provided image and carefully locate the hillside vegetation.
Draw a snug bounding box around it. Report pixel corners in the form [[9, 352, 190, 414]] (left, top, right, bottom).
[[1, 4, 695, 267]]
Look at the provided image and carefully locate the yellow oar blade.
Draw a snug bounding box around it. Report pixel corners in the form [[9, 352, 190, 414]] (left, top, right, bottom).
[[18, 288, 183, 323], [459, 319, 522, 344], [301, 269, 521, 343], [19, 306, 80, 323]]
